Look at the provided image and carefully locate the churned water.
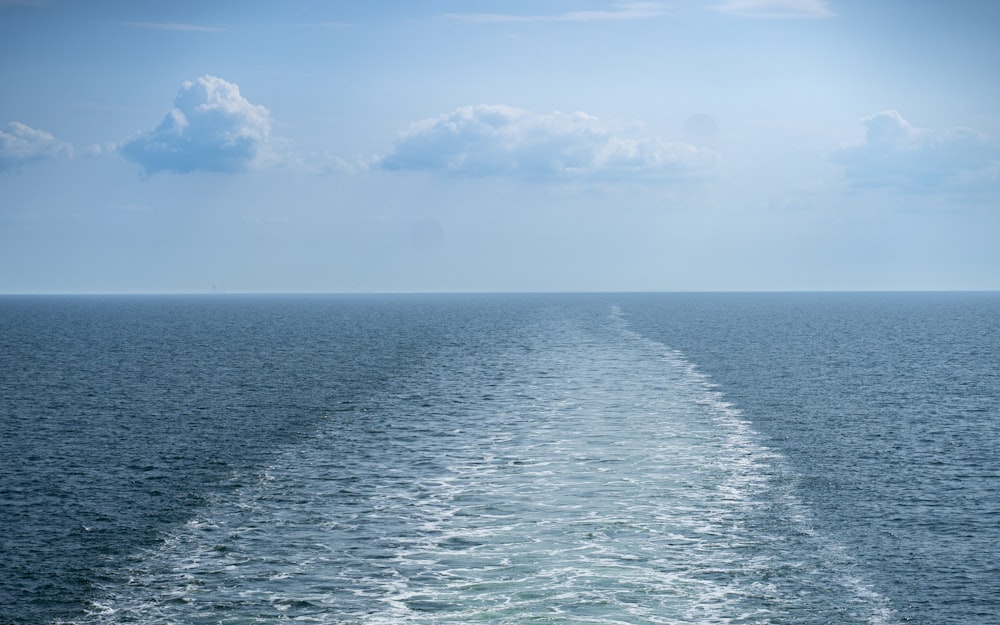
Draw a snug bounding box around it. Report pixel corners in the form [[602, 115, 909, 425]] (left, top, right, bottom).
[[1, 293, 997, 624]]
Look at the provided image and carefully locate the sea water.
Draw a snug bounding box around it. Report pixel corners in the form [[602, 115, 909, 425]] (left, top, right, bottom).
[[1, 293, 997, 624]]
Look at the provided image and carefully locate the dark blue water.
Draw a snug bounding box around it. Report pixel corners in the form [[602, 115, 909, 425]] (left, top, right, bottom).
[[626, 292, 1000, 624], [1, 293, 997, 624], [1, 295, 458, 623]]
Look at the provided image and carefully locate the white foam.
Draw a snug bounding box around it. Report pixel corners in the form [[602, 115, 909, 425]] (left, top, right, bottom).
[[82, 301, 900, 625]]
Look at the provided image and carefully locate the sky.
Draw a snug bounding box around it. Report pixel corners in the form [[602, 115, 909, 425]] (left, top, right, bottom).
[[1, 0, 998, 293]]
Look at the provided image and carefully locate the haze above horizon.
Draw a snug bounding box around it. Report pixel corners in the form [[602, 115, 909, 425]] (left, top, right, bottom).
[[2, 1, 998, 293]]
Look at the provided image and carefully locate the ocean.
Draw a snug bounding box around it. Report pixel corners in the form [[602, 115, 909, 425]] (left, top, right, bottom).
[[1, 292, 997, 624]]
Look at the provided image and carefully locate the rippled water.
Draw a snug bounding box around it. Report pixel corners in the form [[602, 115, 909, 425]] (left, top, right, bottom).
[[1, 294, 997, 624], [626, 292, 1000, 624]]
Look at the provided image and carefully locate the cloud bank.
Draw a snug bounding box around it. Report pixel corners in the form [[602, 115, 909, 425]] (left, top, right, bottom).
[[446, 2, 668, 23], [119, 76, 272, 175], [833, 110, 999, 191], [712, 0, 834, 18], [0, 121, 72, 172], [377, 105, 718, 182]]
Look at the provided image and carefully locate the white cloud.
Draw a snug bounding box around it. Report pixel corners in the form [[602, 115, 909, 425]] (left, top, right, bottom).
[[377, 105, 718, 182], [833, 110, 999, 191], [119, 75, 272, 175], [711, 0, 834, 18], [0, 121, 72, 172], [446, 2, 668, 23]]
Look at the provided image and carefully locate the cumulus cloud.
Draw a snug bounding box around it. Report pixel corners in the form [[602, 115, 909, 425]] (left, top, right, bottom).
[[0, 121, 73, 172], [833, 110, 999, 191], [119, 75, 272, 175], [377, 105, 718, 182], [711, 0, 834, 18], [446, 2, 668, 23]]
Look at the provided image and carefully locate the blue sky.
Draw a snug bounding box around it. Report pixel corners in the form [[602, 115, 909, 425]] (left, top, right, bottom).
[[1, 0, 998, 293]]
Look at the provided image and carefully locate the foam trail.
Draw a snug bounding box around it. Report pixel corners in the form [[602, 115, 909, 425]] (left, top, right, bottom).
[[84, 303, 897, 624]]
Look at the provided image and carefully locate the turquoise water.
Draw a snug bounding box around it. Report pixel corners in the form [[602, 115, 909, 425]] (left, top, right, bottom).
[[1, 293, 997, 624]]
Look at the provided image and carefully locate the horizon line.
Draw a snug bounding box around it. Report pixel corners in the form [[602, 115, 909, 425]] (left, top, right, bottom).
[[1, 289, 997, 297]]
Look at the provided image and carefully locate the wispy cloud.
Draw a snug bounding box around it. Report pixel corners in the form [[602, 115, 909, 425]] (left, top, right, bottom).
[[0, 121, 72, 172], [832, 110, 999, 192], [446, 2, 668, 24], [376, 104, 718, 182], [126, 22, 226, 32], [711, 0, 834, 19]]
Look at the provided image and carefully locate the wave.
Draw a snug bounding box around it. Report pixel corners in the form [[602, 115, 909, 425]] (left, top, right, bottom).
[[83, 302, 897, 624]]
